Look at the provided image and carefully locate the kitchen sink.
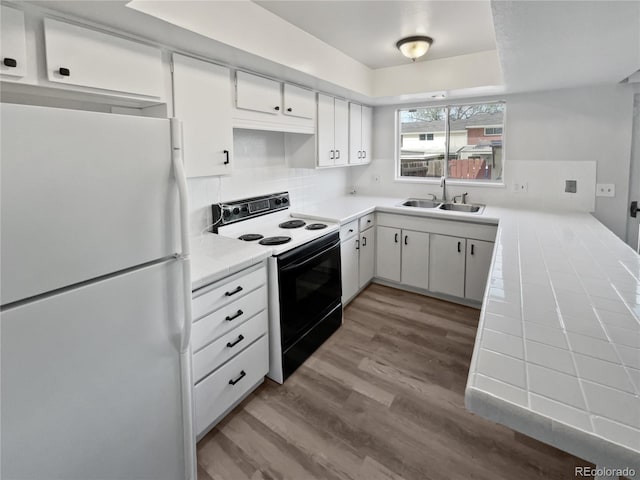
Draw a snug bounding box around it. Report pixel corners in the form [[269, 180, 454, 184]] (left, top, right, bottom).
[[439, 203, 485, 213], [401, 198, 441, 208]]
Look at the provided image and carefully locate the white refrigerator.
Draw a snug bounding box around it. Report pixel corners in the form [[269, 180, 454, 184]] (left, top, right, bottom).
[[0, 103, 195, 480]]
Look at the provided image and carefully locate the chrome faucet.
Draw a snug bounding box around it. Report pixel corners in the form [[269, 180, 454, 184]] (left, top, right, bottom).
[[453, 192, 468, 204], [440, 176, 447, 203], [425, 193, 437, 201]]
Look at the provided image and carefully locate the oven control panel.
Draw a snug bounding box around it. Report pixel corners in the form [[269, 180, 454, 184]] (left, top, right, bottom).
[[211, 192, 290, 231]]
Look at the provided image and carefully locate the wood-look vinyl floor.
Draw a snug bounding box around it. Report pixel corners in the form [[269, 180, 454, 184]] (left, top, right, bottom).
[[197, 283, 593, 480]]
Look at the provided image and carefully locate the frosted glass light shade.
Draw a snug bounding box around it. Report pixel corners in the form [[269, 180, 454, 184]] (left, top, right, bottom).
[[396, 36, 433, 61]]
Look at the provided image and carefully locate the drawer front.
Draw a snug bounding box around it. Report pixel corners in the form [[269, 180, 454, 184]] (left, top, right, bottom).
[[340, 220, 358, 241], [195, 335, 269, 435], [192, 265, 266, 321], [359, 213, 375, 231], [193, 310, 268, 383], [192, 285, 267, 352]]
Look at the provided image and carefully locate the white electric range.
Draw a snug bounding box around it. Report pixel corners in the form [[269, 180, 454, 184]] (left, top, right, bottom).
[[211, 192, 343, 383]]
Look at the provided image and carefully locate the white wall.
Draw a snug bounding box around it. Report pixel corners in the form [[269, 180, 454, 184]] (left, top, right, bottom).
[[351, 84, 636, 239], [187, 129, 350, 236]]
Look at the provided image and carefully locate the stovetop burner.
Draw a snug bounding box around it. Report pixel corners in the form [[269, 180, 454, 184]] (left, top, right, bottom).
[[238, 234, 263, 242], [279, 219, 306, 229], [259, 236, 292, 246], [306, 223, 328, 230]]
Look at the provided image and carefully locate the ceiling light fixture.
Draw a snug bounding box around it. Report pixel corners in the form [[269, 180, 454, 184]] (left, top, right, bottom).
[[396, 35, 433, 62]]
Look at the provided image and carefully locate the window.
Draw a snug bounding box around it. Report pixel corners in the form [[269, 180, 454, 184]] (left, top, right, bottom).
[[397, 102, 505, 183]]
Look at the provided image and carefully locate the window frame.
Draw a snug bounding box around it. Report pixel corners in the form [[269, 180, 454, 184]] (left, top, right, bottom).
[[483, 127, 503, 136], [395, 100, 506, 187]]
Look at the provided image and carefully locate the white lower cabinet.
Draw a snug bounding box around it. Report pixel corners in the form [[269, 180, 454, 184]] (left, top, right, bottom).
[[375, 226, 401, 282], [400, 230, 430, 290], [340, 215, 376, 305], [429, 234, 466, 298], [359, 227, 375, 288], [374, 213, 496, 304], [191, 262, 268, 438], [340, 235, 359, 303], [465, 240, 495, 302]]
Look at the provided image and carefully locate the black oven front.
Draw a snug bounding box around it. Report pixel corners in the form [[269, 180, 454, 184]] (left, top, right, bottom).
[[277, 231, 342, 378]]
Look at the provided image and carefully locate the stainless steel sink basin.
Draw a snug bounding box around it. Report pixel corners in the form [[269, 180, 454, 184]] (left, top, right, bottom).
[[401, 198, 441, 209], [439, 203, 485, 213]]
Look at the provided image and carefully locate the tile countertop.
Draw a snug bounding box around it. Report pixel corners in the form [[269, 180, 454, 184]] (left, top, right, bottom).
[[292, 195, 640, 471], [190, 233, 270, 291]]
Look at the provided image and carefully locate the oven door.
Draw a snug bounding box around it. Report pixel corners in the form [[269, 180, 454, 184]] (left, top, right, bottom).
[[277, 232, 342, 348]]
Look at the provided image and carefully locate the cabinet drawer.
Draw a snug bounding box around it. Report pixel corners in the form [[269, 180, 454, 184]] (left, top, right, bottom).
[[195, 335, 268, 435], [359, 213, 375, 231], [193, 310, 268, 383], [192, 264, 266, 321], [192, 285, 267, 352], [43, 19, 163, 98], [340, 220, 358, 241], [236, 71, 281, 114]]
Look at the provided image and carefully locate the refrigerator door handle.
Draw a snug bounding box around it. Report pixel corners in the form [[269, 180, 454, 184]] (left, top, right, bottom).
[[170, 118, 192, 354], [171, 118, 196, 480]]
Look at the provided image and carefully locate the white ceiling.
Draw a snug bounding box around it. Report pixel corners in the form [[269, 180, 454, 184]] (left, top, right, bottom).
[[254, 1, 497, 69]]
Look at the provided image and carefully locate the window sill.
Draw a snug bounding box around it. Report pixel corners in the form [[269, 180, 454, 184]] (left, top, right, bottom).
[[393, 177, 506, 188]]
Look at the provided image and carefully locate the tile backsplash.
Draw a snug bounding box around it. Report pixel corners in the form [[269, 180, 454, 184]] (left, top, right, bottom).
[[187, 129, 350, 236]]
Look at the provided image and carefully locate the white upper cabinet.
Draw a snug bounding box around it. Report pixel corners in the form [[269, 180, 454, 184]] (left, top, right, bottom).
[[172, 54, 233, 178], [348, 103, 372, 165], [235, 71, 281, 115], [283, 84, 315, 119], [0, 5, 27, 78], [43, 19, 164, 98], [361, 105, 372, 162], [317, 94, 349, 167]]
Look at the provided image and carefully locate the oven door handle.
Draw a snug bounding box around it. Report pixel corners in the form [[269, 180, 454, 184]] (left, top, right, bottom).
[[280, 241, 339, 273]]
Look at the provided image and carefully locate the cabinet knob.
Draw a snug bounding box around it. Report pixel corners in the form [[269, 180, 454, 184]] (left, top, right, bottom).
[[58, 67, 70, 76], [274, 106, 280, 111], [3, 58, 17, 68], [287, 107, 292, 112]]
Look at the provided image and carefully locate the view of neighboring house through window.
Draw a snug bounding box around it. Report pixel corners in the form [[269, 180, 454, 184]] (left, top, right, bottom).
[[397, 102, 505, 182]]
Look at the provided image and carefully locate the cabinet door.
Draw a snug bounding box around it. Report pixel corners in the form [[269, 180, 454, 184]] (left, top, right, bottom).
[[43, 19, 163, 98], [333, 98, 349, 166], [0, 5, 27, 78], [361, 105, 373, 163], [401, 230, 429, 290], [348, 103, 362, 164], [340, 236, 359, 304], [283, 83, 315, 119], [172, 54, 233, 177], [359, 228, 376, 288], [465, 240, 494, 302], [236, 71, 281, 115], [317, 94, 335, 167], [376, 226, 401, 282], [429, 234, 466, 297]]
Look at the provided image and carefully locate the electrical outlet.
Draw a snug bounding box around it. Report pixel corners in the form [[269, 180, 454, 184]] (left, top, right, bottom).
[[596, 183, 615, 197], [373, 174, 381, 184], [513, 182, 528, 193]]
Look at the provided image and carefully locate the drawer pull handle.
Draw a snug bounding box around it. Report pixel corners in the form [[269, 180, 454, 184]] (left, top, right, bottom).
[[348, 228, 354, 233], [457, 241, 461, 253], [59, 67, 70, 76], [471, 244, 475, 255], [394, 233, 399, 243], [225, 309, 244, 321], [355, 239, 359, 250], [287, 107, 292, 112], [226, 334, 245, 348], [3, 58, 17, 68], [404, 235, 408, 245], [229, 370, 246, 386], [225, 286, 243, 297], [362, 236, 367, 247], [367, 219, 371, 223], [223, 149, 230, 165]]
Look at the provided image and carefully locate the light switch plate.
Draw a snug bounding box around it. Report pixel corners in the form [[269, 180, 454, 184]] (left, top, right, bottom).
[[596, 184, 615, 197]]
